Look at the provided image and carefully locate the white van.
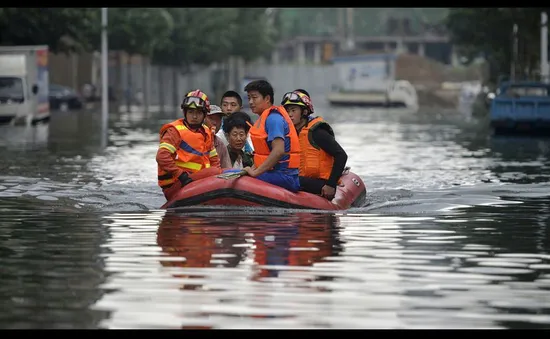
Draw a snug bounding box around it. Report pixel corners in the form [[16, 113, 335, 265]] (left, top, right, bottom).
[[0, 45, 50, 125]]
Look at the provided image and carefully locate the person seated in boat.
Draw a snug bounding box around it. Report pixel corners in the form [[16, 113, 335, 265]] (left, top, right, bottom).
[[282, 89, 348, 200], [230, 79, 300, 192], [220, 90, 243, 114], [222, 111, 254, 169], [217, 90, 254, 153], [204, 104, 232, 168], [156, 89, 222, 201]]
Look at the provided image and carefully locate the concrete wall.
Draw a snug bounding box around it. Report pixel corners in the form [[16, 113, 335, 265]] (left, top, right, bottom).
[[49, 51, 479, 111], [49, 52, 336, 107], [106, 59, 338, 110], [243, 62, 337, 99]]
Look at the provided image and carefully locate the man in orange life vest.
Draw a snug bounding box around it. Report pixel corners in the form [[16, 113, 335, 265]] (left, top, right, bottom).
[[282, 89, 348, 200], [226, 79, 301, 192], [156, 89, 222, 201]]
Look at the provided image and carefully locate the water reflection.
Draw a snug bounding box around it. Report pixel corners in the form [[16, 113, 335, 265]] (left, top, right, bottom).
[[94, 211, 344, 329], [488, 136, 550, 184], [157, 212, 342, 281], [48, 110, 106, 156], [0, 124, 49, 151]]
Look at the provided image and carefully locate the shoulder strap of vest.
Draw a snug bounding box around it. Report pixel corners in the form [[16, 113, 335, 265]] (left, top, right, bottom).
[[160, 119, 183, 137], [309, 117, 334, 137], [256, 106, 278, 128], [307, 118, 334, 149]]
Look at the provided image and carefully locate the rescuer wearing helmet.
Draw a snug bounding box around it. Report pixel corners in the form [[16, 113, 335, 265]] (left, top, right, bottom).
[[281, 89, 348, 200], [156, 89, 222, 201]]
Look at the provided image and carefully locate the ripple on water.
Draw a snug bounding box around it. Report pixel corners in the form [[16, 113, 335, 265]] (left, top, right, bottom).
[[0, 192, 22, 198], [72, 210, 550, 329], [2, 115, 550, 330], [36, 195, 59, 201], [458, 266, 534, 275]]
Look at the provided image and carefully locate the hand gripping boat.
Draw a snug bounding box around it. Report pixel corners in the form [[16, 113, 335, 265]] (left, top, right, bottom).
[[160, 167, 367, 210]]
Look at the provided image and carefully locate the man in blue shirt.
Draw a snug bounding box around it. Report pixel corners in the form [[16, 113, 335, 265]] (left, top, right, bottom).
[[241, 80, 301, 192]]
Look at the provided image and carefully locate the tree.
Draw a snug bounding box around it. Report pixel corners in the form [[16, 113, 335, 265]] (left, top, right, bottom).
[[0, 8, 97, 53], [152, 8, 239, 68], [446, 8, 550, 83], [152, 8, 279, 67], [84, 8, 174, 57], [231, 8, 277, 62]]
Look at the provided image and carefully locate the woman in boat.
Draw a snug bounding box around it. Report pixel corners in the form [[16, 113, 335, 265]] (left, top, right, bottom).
[[222, 111, 254, 169], [217, 90, 254, 153]]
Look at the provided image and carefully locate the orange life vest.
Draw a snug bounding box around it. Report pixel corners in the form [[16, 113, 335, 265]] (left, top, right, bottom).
[[157, 119, 216, 188], [248, 105, 300, 170], [298, 116, 335, 181]]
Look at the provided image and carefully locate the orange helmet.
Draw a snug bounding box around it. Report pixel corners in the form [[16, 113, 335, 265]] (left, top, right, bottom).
[[181, 89, 211, 113], [281, 90, 314, 115]]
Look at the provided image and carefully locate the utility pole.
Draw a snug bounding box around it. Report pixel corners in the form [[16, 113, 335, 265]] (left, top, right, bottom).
[[101, 8, 109, 149], [338, 8, 345, 53], [346, 8, 355, 51], [511, 23, 518, 82], [541, 12, 549, 83]]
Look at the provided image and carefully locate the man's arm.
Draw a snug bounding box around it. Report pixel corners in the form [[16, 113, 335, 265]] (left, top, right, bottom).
[[248, 112, 286, 177], [156, 127, 185, 179], [312, 127, 348, 188], [252, 138, 285, 176]]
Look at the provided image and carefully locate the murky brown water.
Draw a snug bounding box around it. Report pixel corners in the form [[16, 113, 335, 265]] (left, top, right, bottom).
[[0, 106, 549, 329]]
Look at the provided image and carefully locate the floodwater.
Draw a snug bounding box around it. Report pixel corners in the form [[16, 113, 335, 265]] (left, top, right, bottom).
[[1, 105, 549, 329]]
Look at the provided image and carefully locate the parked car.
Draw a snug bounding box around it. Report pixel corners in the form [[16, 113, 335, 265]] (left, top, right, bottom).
[[49, 84, 83, 111]]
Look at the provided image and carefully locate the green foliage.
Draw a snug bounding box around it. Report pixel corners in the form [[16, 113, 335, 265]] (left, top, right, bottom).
[[0, 8, 279, 66], [84, 8, 174, 57], [108, 8, 174, 56], [275, 8, 449, 39], [446, 8, 550, 83], [151, 8, 239, 67], [231, 8, 277, 62], [0, 8, 97, 53], [152, 8, 276, 66]]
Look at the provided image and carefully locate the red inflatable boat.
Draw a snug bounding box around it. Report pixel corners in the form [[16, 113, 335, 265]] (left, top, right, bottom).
[[160, 169, 367, 210]]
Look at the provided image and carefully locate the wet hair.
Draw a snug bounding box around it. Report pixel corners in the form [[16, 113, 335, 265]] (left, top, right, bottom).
[[244, 79, 274, 104], [222, 111, 252, 134], [221, 90, 242, 107], [294, 88, 311, 98]]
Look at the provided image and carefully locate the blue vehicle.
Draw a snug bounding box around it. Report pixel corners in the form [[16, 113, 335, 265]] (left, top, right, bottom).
[[489, 80, 550, 134]]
